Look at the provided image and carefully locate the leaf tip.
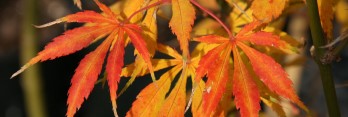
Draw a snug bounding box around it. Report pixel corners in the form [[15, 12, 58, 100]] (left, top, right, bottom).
[[112, 101, 119, 117], [34, 19, 64, 28], [11, 70, 22, 79], [11, 65, 30, 79], [74, 0, 83, 10]]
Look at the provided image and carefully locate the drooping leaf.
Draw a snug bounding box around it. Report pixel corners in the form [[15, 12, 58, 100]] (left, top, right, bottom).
[[232, 45, 260, 117], [62, 11, 118, 24], [67, 31, 115, 117], [170, 0, 196, 56], [11, 25, 114, 78], [124, 26, 156, 82], [35, 11, 117, 28], [236, 41, 308, 112], [213, 58, 234, 116], [13, 0, 166, 116], [106, 30, 125, 116], [117, 24, 159, 96], [202, 45, 231, 116]]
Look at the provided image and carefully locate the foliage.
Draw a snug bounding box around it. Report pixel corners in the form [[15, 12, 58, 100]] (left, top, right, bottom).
[[12, 0, 341, 116]]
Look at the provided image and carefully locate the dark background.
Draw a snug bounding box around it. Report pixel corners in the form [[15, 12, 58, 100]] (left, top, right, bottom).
[[1, 0, 348, 117]]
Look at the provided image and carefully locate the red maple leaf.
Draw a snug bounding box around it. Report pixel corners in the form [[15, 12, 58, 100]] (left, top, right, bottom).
[[194, 21, 308, 116], [11, 0, 156, 117]]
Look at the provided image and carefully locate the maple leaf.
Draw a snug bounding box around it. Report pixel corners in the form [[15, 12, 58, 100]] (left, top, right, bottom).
[[194, 20, 308, 116], [12, 0, 312, 116], [12, 0, 156, 117], [202, 44, 231, 116], [127, 65, 182, 116], [126, 44, 205, 116], [228, 1, 299, 54], [211, 55, 234, 116], [105, 30, 125, 116], [250, 0, 289, 23], [317, 0, 338, 40], [67, 30, 115, 117], [232, 45, 260, 117], [117, 0, 160, 96], [170, 0, 196, 56]]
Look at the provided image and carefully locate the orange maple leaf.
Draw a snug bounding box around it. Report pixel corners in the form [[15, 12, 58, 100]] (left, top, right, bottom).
[[232, 44, 260, 117], [170, 0, 196, 57], [194, 20, 308, 116], [12, 0, 156, 117], [318, 0, 338, 40], [250, 0, 289, 23], [125, 44, 198, 116]]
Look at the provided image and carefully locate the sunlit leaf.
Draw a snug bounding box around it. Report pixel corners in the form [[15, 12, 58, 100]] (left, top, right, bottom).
[[170, 0, 196, 56], [232, 45, 260, 117], [237, 42, 308, 112], [250, 0, 289, 23], [67, 31, 115, 117], [127, 66, 182, 116]]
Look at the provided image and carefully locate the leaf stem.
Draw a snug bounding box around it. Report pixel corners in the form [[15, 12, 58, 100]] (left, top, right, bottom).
[[125, 0, 168, 23], [189, 0, 233, 39], [306, 0, 341, 116]]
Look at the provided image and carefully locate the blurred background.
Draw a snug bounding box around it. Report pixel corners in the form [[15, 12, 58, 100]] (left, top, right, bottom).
[[0, 0, 348, 117]]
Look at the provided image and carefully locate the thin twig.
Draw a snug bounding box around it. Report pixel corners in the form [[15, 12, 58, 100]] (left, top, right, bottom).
[[125, 0, 168, 23], [190, 0, 233, 39]]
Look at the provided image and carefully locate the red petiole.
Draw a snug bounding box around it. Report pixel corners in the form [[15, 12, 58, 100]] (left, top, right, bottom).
[[189, 0, 234, 39], [125, 0, 170, 23]]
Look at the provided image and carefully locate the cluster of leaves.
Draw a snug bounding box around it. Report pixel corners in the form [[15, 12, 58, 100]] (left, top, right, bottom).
[[12, 0, 341, 116]]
